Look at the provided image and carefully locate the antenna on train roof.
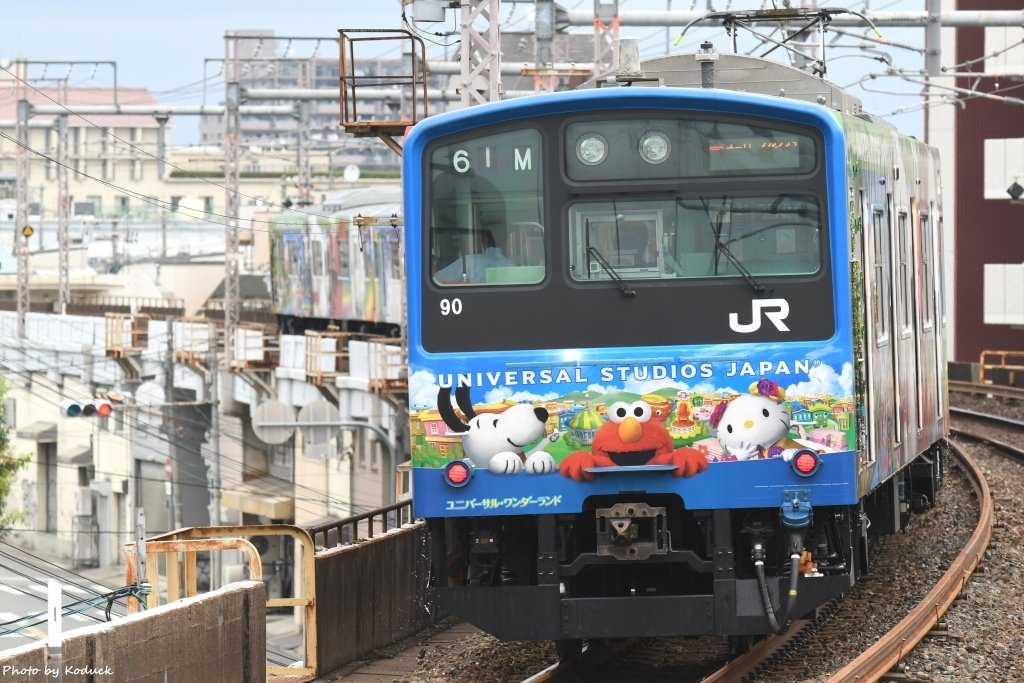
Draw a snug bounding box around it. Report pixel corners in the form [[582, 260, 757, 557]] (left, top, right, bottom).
[[695, 41, 719, 89]]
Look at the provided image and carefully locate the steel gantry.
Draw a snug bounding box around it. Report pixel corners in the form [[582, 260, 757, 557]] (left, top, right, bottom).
[[460, 0, 503, 105]]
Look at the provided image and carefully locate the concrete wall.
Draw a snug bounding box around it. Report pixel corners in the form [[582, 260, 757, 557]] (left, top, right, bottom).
[[0, 582, 266, 683], [315, 522, 438, 673]]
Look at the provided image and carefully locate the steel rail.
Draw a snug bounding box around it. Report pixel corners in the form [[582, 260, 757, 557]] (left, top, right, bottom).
[[950, 406, 1024, 432], [949, 380, 1024, 403], [700, 620, 810, 682], [827, 441, 992, 681], [950, 407, 1024, 466]]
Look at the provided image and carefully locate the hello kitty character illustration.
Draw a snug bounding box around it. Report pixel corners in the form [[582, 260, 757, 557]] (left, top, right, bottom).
[[437, 386, 557, 474], [709, 379, 803, 461]]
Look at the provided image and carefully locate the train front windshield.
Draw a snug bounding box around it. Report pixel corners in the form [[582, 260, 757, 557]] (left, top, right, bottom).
[[568, 195, 821, 282], [420, 112, 833, 351]]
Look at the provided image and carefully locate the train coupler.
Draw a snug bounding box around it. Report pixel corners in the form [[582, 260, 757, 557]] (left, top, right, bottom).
[[595, 502, 667, 560]]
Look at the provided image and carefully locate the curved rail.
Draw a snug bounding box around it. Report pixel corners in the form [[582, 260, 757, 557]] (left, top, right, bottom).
[[523, 434, 997, 683], [827, 441, 992, 681], [949, 380, 1024, 402]]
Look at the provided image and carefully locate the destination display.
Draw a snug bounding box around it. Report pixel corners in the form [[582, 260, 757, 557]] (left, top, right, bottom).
[[707, 136, 810, 173]]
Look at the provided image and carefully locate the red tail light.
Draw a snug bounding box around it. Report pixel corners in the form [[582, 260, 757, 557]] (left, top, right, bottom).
[[443, 460, 473, 488], [792, 449, 821, 476]]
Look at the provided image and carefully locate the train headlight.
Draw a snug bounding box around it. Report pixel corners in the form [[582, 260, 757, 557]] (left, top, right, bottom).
[[638, 131, 671, 164], [576, 133, 608, 166], [443, 459, 474, 488]]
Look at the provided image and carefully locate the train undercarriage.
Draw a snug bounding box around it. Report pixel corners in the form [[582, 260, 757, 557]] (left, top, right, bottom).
[[428, 448, 945, 642]]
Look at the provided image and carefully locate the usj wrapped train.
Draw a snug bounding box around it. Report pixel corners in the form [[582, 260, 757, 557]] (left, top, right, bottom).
[[268, 188, 404, 331], [403, 37, 947, 650]]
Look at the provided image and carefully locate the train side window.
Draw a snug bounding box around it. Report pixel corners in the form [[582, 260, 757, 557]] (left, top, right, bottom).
[[920, 213, 933, 330], [897, 211, 911, 335], [871, 208, 889, 343]]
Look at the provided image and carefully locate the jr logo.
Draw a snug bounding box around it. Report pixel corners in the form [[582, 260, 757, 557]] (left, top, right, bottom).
[[729, 298, 791, 333]]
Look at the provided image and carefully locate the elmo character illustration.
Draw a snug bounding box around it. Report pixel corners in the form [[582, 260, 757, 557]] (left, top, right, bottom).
[[560, 400, 708, 482]]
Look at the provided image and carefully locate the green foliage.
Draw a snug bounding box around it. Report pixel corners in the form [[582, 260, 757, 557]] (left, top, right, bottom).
[[0, 379, 29, 538]]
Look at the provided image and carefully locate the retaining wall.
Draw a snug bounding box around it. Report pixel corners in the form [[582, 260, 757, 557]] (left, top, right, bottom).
[[315, 521, 438, 673], [0, 581, 266, 683]]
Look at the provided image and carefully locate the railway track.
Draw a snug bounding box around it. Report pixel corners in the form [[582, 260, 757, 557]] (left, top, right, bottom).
[[324, 389, 1022, 683], [521, 437, 992, 683], [948, 379, 1024, 403]]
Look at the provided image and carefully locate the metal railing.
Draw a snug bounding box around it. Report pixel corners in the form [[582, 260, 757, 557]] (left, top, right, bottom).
[[978, 349, 1024, 386], [308, 500, 414, 550], [125, 524, 318, 678]]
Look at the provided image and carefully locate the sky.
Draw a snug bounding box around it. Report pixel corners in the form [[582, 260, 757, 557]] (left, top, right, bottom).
[[5, 1, 930, 145]]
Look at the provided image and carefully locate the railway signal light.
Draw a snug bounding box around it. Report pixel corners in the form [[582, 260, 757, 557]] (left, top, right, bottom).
[[60, 399, 113, 418]]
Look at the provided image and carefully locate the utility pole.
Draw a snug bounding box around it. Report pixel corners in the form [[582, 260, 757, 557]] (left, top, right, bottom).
[[111, 218, 119, 272], [208, 322, 222, 589], [223, 34, 242, 370], [57, 114, 70, 313], [534, 0, 557, 92], [295, 99, 311, 204], [164, 321, 183, 531], [15, 59, 30, 338]]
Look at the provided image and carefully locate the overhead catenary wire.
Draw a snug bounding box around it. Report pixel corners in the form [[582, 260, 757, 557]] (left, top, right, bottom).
[[0, 63, 345, 225]]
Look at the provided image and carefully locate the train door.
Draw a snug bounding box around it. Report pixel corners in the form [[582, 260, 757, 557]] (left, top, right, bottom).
[[349, 219, 366, 321], [362, 224, 380, 322], [383, 227, 404, 327], [328, 218, 349, 320], [895, 205, 917, 457], [308, 216, 331, 319], [868, 203, 893, 472], [889, 198, 904, 456], [907, 202, 923, 435], [914, 199, 929, 432], [932, 207, 947, 420], [291, 230, 312, 316]]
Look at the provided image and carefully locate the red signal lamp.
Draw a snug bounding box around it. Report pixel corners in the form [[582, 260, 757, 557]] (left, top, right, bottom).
[[791, 449, 821, 477], [443, 459, 474, 488], [60, 398, 113, 418]]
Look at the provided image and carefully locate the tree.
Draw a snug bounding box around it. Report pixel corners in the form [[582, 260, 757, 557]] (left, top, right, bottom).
[[0, 378, 29, 538]]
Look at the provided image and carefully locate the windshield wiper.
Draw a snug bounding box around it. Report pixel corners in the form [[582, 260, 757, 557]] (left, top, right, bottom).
[[588, 246, 636, 298], [698, 196, 771, 295]]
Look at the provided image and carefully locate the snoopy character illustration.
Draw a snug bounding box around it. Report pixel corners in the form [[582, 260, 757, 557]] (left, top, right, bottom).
[[437, 386, 557, 474], [709, 379, 804, 461]]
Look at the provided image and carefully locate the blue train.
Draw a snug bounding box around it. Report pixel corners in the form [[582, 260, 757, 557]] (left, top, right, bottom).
[[403, 36, 947, 651]]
